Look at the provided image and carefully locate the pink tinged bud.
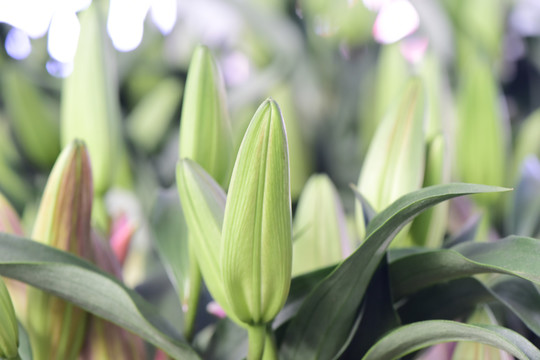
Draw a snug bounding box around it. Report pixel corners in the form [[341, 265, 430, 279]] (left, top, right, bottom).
[[154, 349, 169, 360], [27, 140, 94, 360], [206, 301, 227, 319], [109, 213, 137, 265], [0, 192, 24, 236], [79, 316, 145, 360], [31, 140, 94, 258], [373, 0, 419, 44]]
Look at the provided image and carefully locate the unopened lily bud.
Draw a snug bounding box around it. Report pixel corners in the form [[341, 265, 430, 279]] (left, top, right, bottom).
[[0, 192, 23, 236], [79, 312, 145, 360], [179, 45, 233, 188], [292, 174, 349, 276], [61, 3, 121, 195], [2, 65, 60, 169], [27, 140, 94, 360], [0, 277, 18, 360], [0, 192, 27, 322], [357, 78, 425, 246], [221, 99, 292, 325]]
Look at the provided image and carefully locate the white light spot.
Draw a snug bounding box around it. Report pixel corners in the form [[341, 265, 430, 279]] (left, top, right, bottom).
[[362, 0, 392, 12], [5, 28, 31, 60], [221, 51, 250, 87], [150, 0, 177, 35], [0, 0, 57, 38], [46, 59, 73, 78], [47, 10, 80, 63], [373, 0, 419, 44], [107, 0, 151, 52], [510, 0, 540, 37]]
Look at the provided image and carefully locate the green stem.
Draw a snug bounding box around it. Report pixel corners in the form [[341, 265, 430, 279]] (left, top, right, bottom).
[[262, 327, 278, 360], [247, 325, 266, 360], [183, 239, 201, 342]]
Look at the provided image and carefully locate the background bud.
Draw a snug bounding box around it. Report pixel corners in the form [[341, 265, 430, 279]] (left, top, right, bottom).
[[0, 277, 19, 360], [27, 140, 93, 360]]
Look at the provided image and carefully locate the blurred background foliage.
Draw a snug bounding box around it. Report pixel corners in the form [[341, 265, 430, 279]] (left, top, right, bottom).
[[2, 0, 540, 351]]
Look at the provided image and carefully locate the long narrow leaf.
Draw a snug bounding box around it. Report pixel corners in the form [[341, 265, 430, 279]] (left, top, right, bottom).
[[390, 236, 540, 299], [280, 183, 508, 359], [362, 320, 540, 360], [0, 234, 199, 360]]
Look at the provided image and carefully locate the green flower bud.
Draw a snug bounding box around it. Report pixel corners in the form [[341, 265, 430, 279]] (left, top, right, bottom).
[[0, 277, 19, 360], [357, 78, 426, 246], [221, 99, 292, 325], [27, 140, 93, 360], [0, 192, 27, 323], [61, 3, 121, 195], [455, 51, 506, 206], [179, 45, 233, 188], [409, 134, 450, 247], [292, 174, 349, 276], [2, 65, 60, 169], [127, 78, 183, 154]]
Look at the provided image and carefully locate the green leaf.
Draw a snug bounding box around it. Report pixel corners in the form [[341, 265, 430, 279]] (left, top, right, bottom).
[[18, 322, 32, 360], [397, 278, 494, 324], [292, 174, 349, 276], [490, 277, 540, 337], [280, 183, 508, 360], [390, 236, 540, 299], [341, 256, 400, 359], [151, 191, 189, 305], [176, 159, 239, 324], [0, 234, 199, 360], [127, 78, 183, 153], [361, 320, 540, 360]]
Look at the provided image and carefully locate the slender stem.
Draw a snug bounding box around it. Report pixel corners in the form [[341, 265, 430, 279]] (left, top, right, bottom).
[[247, 325, 266, 360], [183, 239, 201, 342], [262, 327, 278, 360]]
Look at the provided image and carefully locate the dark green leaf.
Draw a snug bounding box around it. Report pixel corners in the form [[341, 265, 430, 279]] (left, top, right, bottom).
[[390, 236, 540, 299], [362, 320, 540, 360], [490, 277, 540, 337], [280, 183, 508, 359], [0, 234, 199, 360]]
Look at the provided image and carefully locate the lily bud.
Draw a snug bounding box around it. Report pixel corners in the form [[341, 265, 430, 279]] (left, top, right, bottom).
[[27, 140, 93, 360], [179, 45, 233, 188], [292, 174, 349, 276], [2, 65, 60, 169], [61, 3, 121, 195], [0, 277, 18, 360], [0, 192, 27, 322], [0, 192, 23, 236], [221, 99, 292, 325], [357, 78, 425, 246]]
